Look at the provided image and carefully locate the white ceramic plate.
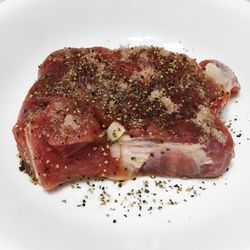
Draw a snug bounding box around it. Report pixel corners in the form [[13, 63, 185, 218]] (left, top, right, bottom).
[[1, 0, 250, 249]]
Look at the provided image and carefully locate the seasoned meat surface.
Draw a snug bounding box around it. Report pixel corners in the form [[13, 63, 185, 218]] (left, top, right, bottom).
[[13, 46, 240, 190]]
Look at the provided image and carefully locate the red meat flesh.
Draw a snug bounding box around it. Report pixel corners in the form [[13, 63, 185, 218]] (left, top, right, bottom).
[[13, 46, 239, 190]]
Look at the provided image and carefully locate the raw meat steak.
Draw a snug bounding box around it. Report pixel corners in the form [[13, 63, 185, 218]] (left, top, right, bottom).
[[13, 46, 240, 190]]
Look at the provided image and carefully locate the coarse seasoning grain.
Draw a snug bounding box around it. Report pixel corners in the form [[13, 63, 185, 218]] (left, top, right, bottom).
[[68, 176, 221, 223], [31, 46, 225, 143]]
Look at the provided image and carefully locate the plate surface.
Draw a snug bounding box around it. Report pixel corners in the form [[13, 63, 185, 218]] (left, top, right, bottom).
[[0, 0, 250, 249]]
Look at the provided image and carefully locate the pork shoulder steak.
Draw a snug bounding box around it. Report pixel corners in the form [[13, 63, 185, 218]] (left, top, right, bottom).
[[13, 46, 240, 190]]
